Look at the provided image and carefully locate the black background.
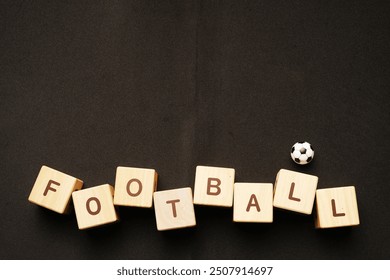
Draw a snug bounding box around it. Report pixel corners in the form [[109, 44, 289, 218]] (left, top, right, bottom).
[[1, 1, 389, 260]]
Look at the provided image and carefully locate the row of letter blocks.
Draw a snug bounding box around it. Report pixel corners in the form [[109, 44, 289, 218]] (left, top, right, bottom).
[[28, 165, 360, 230]]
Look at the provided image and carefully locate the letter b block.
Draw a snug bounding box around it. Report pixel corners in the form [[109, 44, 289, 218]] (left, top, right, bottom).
[[193, 166, 235, 207], [72, 184, 119, 230], [315, 186, 360, 228], [273, 169, 318, 215], [114, 166, 158, 208], [153, 187, 196, 231], [28, 165, 83, 214]]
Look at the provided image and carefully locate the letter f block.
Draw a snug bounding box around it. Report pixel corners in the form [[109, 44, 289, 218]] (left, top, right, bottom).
[[28, 165, 83, 214], [193, 166, 235, 207]]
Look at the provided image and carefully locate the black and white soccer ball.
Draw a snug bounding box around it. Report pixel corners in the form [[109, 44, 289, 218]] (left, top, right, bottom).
[[291, 141, 314, 165]]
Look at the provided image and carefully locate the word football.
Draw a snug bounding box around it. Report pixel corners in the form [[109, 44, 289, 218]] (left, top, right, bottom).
[[28, 165, 360, 230]]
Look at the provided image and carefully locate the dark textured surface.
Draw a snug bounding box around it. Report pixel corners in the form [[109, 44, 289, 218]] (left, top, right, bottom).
[[1, 1, 389, 259]]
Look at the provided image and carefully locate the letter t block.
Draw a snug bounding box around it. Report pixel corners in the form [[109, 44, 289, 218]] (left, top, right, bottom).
[[28, 165, 83, 214], [153, 187, 196, 231]]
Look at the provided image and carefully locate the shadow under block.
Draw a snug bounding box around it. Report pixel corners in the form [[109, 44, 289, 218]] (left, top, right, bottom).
[[315, 186, 360, 229], [114, 166, 158, 208], [273, 169, 318, 215], [28, 165, 83, 214], [72, 184, 118, 230], [233, 183, 273, 223], [153, 187, 196, 231], [193, 166, 235, 207]]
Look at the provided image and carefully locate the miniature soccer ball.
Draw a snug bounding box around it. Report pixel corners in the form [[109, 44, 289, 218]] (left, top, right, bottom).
[[291, 141, 314, 165]]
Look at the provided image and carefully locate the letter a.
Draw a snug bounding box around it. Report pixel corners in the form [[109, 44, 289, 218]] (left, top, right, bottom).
[[246, 194, 261, 212]]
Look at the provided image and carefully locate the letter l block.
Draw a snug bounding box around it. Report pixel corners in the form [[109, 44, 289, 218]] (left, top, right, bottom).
[[315, 186, 360, 228], [273, 169, 318, 215]]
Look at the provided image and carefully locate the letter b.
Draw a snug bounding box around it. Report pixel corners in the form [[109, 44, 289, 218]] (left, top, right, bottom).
[[194, 166, 235, 207], [207, 178, 221, 195]]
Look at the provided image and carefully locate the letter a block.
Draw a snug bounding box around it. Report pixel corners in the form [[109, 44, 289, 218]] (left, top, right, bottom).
[[273, 169, 318, 215], [28, 165, 83, 214], [315, 186, 360, 228], [72, 184, 119, 230], [153, 187, 196, 231], [114, 166, 158, 208], [233, 183, 273, 223], [193, 166, 235, 207]]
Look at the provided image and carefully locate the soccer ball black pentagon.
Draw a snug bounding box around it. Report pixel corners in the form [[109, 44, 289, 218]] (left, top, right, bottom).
[[291, 141, 314, 165]]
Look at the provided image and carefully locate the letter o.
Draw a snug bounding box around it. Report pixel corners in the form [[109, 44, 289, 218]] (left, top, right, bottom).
[[126, 178, 143, 197], [86, 197, 101, 215]]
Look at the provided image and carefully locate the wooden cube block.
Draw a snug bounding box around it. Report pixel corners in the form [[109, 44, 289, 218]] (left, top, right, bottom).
[[273, 169, 318, 215], [193, 166, 235, 207], [153, 187, 196, 231], [315, 186, 360, 228], [28, 165, 83, 214], [233, 183, 273, 223], [72, 184, 119, 230], [113, 166, 158, 208]]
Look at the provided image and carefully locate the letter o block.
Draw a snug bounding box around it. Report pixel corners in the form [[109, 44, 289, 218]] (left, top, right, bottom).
[[28, 165, 83, 214], [153, 187, 196, 231], [273, 169, 318, 215], [193, 166, 235, 207], [114, 166, 158, 208], [72, 184, 118, 230]]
